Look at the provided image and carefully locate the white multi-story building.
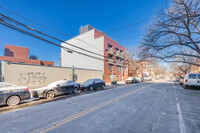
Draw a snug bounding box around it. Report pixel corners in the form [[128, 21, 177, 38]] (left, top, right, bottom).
[[61, 25, 125, 83]]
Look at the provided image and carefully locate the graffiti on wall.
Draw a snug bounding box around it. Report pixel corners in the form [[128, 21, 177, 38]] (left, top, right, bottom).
[[19, 72, 47, 85]]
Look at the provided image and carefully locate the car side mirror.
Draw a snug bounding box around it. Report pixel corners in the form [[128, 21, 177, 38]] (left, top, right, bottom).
[[93, 81, 96, 83], [57, 84, 60, 87]]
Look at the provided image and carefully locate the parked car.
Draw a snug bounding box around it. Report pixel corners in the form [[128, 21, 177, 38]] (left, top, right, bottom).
[[183, 73, 200, 89], [143, 77, 152, 81], [136, 78, 141, 83], [140, 78, 145, 82], [32, 80, 81, 99], [126, 77, 137, 84], [176, 77, 181, 82], [179, 77, 184, 86], [81, 79, 106, 91], [0, 82, 30, 106]]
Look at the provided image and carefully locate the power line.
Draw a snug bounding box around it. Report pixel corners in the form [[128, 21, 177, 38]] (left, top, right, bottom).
[[0, 20, 105, 61], [0, 6, 103, 52], [105, 18, 153, 33], [0, 13, 106, 58], [0, 6, 156, 48]]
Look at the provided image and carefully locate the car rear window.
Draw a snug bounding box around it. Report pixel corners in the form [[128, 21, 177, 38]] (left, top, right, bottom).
[[189, 74, 196, 79], [198, 74, 200, 79]]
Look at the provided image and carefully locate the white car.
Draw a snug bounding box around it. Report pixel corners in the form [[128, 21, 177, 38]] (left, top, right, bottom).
[[136, 78, 141, 83], [183, 73, 200, 89], [126, 77, 137, 84]]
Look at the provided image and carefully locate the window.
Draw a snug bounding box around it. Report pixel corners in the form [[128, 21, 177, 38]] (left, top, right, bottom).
[[120, 50, 122, 54], [198, 74, 200, 79], [109, 74, 112, 81], [116, 66, 119, 72], [95, 79, 102, 82], [189, 74, 196, 79], [108, 44, 112, 50], [108, 55, 112, 59], [109, 64, 113, 72], [4, 60, 12, 63], [115, 48, 118, 53], [116, 74, 119, 81], [121, 67, 123, 72], [67, 81, 75, 84], [116, 57, 118, 62], [48, 64, 52, 66], [18, 62, 25, 64]]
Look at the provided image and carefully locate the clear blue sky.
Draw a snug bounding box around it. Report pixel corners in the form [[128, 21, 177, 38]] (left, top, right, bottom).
[[0, 0, 168, 66]]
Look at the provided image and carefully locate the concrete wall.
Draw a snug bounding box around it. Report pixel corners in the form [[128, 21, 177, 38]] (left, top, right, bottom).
[[61, 29, 104, 72], [2, 62, 102, 89]]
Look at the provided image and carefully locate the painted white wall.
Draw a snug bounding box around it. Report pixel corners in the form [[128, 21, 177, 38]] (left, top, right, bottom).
[[61, 29, 104, 72]]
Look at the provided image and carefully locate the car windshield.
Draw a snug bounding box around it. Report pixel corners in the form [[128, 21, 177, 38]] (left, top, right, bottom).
[[83, 79, 94, 84], [47, 80, 68, 87]]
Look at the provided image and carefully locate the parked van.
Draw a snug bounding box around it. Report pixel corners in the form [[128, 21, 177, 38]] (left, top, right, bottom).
[[183, 73, 200, 89]]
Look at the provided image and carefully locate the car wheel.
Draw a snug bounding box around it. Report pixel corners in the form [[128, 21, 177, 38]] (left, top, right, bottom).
[[7, 95, 20, 106], [73, 88, 79, 95], [101, 84, 105, 89], [89, 86, 94, 91], [46, 91, 55, 100]]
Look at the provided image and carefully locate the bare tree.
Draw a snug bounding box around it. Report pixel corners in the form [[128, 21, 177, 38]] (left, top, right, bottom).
[[125, 47, 143, 77], [140, 0, 200, 66]]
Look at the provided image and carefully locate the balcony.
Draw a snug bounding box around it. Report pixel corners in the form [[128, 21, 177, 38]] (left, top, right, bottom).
[[108, 59, 114, 64], [119, 53, 124, 58], [115, 61, 124, 66], [115, 52, 123, 58], [119, 61, 124, 66], [107, 49, 114, 55], [115, 61, 120, 66]]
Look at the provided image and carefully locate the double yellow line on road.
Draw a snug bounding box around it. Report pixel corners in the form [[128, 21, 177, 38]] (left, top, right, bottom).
[[32, 84, 152, 133]]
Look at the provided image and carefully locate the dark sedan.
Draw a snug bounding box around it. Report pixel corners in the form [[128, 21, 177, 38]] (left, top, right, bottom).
[[32, 80, 81, 99], [81, 79, 106, 91], [0, 82, 30, 106]]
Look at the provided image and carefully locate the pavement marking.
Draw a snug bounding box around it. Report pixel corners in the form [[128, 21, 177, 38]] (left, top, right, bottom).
[[32, 84, 153, 133], [177, 103, 186, 133], [173, 82, 186, 133]]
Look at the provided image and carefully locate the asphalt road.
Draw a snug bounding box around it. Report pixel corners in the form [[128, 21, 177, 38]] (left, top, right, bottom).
[[0, 80, 199, 133]]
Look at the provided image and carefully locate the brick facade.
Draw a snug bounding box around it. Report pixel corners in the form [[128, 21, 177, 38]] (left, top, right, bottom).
[[0, 44, 54, 66], [94, 30, 125, 83]]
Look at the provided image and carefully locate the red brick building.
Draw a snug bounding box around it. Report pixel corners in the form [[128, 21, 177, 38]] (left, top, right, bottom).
[[61, 25, 126, 83], [0, 44, 54, 66], [90, 28, 126, 83]]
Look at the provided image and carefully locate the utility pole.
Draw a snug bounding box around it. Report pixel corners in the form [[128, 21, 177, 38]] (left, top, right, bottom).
[[72, 66, 75, 81]]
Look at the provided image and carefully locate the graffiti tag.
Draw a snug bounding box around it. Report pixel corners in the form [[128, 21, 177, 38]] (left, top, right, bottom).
[[19, 72, 47, 85]]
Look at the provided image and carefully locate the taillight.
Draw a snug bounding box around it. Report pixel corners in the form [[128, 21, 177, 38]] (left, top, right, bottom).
[[185, 80, 187, 82], [23, 88, 29, 92]]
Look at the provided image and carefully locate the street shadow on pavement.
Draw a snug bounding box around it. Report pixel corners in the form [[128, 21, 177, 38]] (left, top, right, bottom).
[[0, 84, 129, 113]]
